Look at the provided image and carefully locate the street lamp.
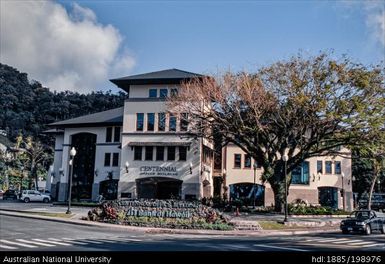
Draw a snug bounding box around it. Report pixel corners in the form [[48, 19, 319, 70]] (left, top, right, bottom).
[[377, 178, 381, 193], [282, 151, 289, 222], [253, 161, 258, 209], [66, 147, 77, 214], [341, 172, 345, 211]]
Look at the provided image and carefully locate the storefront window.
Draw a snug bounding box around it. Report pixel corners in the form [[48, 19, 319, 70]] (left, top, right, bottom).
[[291, 161, 309, 184]]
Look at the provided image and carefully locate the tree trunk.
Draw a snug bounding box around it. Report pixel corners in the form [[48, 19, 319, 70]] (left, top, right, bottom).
[[367, 165, 378, 210], [266, 162, 287, 212]]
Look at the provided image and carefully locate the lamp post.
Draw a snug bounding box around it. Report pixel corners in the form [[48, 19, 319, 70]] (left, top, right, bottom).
[[282, 151, 289, 222], [253, 161, 258, 209], [341, 172, 345, 211], [66, 147, 76, 214], [377, 178, 381, 193]]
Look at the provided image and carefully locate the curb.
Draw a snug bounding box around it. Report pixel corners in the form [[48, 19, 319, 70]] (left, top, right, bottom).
[[0, 209, 340, 237]]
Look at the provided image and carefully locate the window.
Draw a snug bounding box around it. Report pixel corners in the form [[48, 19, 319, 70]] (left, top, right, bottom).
[[171, 88, 178, 97], [113, 127, 121, 142], [104, 153, 111, 167], [160, 89, 168, 98], [134, 146, 142, 161], [112, 153, 119, 167], [179, 146, 187, 161], [158, 113, 166, 131], [145, 146, 153, 161], [335, 161, 341, 174], [317, 160, 323, 174], [149, 89, 157, 98], [291, 161, 310, 184], [325, 161, 332, 174], [156, 146, 164, 161], [244, 154, 251, 168], [167, 146, 176, 160], [234, 154, 241, 168], [106, 127, 113, 142], [169, 114, 176, 131], [147, 113, 155, 131], [180, 113, 188, 131], [136, 113, 144, 131]]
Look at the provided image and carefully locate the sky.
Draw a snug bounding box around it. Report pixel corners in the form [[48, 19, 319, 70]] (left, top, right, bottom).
[[1, 0, 384, 94]]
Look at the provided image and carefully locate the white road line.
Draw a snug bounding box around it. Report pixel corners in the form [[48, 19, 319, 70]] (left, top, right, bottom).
[[348, 241, 377, 246], [0, 239, 37, 248], [61, 239, 88, 245], [332, 239, 357, 244], [254, 244, 309, 252], [0, 244, 17, 249], [360, 243, 385, 248], [32, 239, 71, 246], [16, 239, 56, 247], [311, 238, 348, 243], [78, 239, 104, 244]]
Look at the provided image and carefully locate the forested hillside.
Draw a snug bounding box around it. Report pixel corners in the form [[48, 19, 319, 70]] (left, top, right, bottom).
[[0, 63, 126, 144]]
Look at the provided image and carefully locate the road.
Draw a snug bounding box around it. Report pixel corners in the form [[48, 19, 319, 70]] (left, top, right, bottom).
[[0, 215, 384, 252]]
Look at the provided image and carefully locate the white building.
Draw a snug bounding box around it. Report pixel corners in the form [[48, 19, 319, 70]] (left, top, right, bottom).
[[47, 69, 214, 202], [47, 68, 353, 211]]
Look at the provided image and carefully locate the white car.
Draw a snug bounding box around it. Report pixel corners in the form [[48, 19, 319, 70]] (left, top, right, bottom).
[[20, 190, 51, 203]]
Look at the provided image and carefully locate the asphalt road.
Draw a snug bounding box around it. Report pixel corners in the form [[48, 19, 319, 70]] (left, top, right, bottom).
[[0, 214, 384, 252]]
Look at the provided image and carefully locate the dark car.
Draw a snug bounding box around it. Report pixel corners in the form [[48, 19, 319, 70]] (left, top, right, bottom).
[[3, 190, 18, 200], [340, 210, 385, 235]]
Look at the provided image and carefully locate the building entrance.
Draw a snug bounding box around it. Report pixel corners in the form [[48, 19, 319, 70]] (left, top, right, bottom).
[[136, 177, 182, 199]]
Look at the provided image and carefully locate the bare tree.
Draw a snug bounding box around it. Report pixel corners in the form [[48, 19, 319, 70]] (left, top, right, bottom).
[[167, 53, 385, 211]]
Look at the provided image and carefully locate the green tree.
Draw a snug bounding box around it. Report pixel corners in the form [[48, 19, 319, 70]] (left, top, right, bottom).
[[168, 53, 385, 211]]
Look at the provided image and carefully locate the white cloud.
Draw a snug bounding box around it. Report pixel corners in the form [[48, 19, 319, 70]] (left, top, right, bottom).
[[338, 0, 385, 48], [0, 1, 135, 93]]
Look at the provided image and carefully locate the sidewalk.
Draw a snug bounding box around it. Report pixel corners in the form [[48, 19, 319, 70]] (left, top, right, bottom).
[[0, 205, 340, 237]]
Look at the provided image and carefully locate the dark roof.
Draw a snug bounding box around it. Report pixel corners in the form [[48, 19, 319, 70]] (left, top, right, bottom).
[[48, 107, 123, 128], [110, 68, 204, 92]]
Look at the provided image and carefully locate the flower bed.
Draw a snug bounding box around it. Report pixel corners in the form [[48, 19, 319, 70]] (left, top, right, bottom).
[[86, 199, 234, 230]]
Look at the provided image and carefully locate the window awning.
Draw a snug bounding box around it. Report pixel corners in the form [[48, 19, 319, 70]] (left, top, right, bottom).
[[126, 142, 191, 147]]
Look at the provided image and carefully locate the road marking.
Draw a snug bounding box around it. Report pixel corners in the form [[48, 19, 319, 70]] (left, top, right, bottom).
[[331, 239, 357, 244], [32, 239, 71, 246], [78, 239, 104, 244], [0, 239, 37, 248], [348, 241, 381, 246], [310, 238, 348, 243], [0, 244, 17, 249], [16, 239, 56, 247], [61, 239, 88, 245], [360, 243, 385, 248], [254, 244, 309, 252]]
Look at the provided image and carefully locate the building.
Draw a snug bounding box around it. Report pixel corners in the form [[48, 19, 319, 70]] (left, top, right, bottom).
[[47, 69, 214, 202], [222, 143, 353, 211], [47, 68, 353, 210]]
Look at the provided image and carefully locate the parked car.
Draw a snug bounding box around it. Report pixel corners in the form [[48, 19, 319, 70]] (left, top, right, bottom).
[[3, 190, 18, 200], [20, 190, 51, 203], [340, 210, 385, 235]]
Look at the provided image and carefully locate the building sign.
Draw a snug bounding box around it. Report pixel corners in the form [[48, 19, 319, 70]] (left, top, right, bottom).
[[139, 166, 178, 176]]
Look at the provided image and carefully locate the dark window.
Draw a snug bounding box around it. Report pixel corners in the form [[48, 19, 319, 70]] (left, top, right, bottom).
[[121, 192, 131, 198], [113, 127, 121, 142], [291, 161, 310, 184], [149, 89, 157, 98], [179, 146, 187, 161], [169, 114, 176, 131], [145, 146, 153, 161], [147, 113, 155, 131], [335, 161, 341, 174], [317, 160, 323, 174], [160, 89, 168, 98], [244, 154, 251, 168], [325, 161, 332, 174], [112, 153, 119, 167], [167, 146, 176, 160], [158, 113, 166, 131], [134, 146, 142, 161], [171, 88, 178, 97], [104, 153, 111, 167], [156, 146, 164, 161], [106, 127, 112, 142], [234, 154, 241, 168], [180, 113, 188, 131], [136, 113, 144, 131]]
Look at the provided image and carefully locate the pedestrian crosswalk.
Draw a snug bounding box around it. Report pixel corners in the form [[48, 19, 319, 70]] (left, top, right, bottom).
[[304, 237, 385, 249], [0, 236, 143, 251]]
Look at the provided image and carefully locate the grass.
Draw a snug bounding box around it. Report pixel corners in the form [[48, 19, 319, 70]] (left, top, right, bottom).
[[258, 221, 303, 230], [21, 211, 73, 218]]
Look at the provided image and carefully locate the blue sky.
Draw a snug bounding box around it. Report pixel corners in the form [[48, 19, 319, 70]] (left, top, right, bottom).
[[1, 0, 384, 93]]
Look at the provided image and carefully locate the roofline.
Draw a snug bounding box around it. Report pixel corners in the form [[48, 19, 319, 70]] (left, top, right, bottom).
[[48, 121, 123, 129]]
